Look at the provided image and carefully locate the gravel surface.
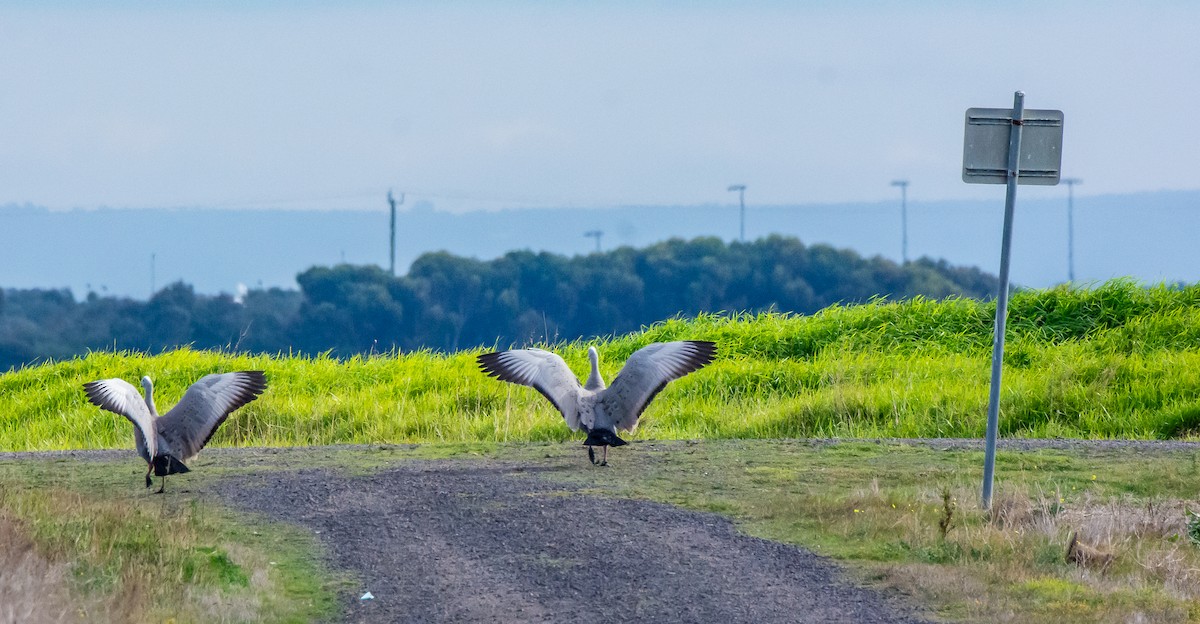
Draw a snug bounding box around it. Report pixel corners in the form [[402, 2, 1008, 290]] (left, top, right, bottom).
[[8, 436, 1200, 465], [9, 439, 1199, 623], [213, 461, 932, 624]]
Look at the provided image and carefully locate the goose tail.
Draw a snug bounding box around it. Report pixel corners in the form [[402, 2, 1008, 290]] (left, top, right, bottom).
[[583, 429, 627, 447], [152, 454, 190, 477]]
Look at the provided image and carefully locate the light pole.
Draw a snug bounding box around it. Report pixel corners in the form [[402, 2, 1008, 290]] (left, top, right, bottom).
[[584, 230, 603, 253], [1063, 178, 1082, 283], [727, 184, 746, 242], [891, 180, 910, 263], [388, 189, 405, 276]]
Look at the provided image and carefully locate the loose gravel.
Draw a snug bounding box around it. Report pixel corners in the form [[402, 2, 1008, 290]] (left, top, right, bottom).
[[213, 461, 932, 624]]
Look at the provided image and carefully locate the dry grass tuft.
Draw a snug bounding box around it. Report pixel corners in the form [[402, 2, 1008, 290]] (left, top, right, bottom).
[[0, 518, 124, 624], [1063, 496, 1188, 541], [988, 491, 1036, 530], [1065, 531, 1114, 570], [0, 518, 75, 624]]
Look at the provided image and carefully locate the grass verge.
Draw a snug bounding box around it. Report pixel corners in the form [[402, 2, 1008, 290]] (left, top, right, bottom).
[[0, 455, 343, 624], [5, 280, 1200, 451]]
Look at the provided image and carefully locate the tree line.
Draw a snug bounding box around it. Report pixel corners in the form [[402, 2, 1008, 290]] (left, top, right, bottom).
[[0, 235, 999, 370]]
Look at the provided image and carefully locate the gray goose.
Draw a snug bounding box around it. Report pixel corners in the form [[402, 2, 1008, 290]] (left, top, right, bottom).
[[477, 341, 716, 465], [83, 371, 267, 492]]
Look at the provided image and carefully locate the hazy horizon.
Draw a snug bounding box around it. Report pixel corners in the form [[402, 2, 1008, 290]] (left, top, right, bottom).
[[4, 189, 1198, 299]]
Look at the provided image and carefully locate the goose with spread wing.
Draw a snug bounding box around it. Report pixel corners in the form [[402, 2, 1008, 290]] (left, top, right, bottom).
[[83, 371, 267, 492], [477, 341, 716, 465]]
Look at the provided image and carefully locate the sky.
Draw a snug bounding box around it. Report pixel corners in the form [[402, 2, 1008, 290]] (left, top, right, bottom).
[[2, 1, 1199, 214]]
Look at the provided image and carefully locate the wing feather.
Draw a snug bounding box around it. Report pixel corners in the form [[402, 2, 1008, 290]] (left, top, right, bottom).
[[598, 340, 716, 432], [477, 349, 584, 430], [157, 371, 267, 461], [82, 378, 157, 460]]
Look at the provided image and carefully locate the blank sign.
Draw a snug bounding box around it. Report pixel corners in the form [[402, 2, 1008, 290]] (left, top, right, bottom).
[[963, 108, 1064, 185]]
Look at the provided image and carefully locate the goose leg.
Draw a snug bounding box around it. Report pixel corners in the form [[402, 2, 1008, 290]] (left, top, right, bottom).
[[145, 464, 154, 489], [588, 446, 598, 465], [600, 446, 609, 467], [155, 476, 166, 495]]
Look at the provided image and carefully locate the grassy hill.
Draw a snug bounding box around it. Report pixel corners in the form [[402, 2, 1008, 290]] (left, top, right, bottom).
[[4, 279, 1200, 452]]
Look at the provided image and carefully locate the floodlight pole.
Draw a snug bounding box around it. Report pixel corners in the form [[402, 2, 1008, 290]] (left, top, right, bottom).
[[981, 91, 1025, 510], [584, 230, 603, 253], [1063, 178, 1082, 283], [891, 180, 910, 263], [388, 190, 405, 276], [727, 184, 746, 242]]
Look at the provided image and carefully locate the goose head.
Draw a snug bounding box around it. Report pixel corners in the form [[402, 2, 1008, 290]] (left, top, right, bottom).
[[584, 346, 605, 390], [140, 376, 158, 417]]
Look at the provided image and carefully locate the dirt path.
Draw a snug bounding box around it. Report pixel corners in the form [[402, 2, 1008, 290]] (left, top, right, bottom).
[[213, 460, 931, 624]]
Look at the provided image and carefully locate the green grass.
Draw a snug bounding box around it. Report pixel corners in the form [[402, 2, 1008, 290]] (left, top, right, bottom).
[[4, 279, 1200, 451], [0, 456, 344, 623]]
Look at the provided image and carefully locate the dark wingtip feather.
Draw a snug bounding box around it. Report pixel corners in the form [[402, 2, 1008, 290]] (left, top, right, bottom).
[[475, 351, 509, 380], [678, 340, 718, 373], [81, 381, 108, 408]]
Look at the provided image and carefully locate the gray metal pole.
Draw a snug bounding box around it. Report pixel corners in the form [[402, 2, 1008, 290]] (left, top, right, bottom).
[[584, 230, 603, 252], [739, 187, 745, 242], [981, 90, 1025, 510], [1063, 178, 1081, 283], [891, 180, 909, 263], [901, 184, 907, 263], [388, 190, 396, 276], [727, 184, 747, 243]]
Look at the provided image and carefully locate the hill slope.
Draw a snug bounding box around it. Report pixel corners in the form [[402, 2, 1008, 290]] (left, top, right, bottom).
[[3, 280, 1200, 452]]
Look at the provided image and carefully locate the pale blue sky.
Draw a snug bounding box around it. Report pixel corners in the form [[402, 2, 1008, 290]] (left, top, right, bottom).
[[2, 2, 1198, 211]]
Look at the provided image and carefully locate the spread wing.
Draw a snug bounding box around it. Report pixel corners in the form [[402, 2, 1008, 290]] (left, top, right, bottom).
[[83, 378, 157, 461], [598, 340, 716, 432], [157, 371, 267, 461], [477, 349, 584, 430]]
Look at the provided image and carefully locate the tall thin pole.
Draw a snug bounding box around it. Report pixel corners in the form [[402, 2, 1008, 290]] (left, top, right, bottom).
[[584, 230, 603, 253], [387, 190, 404, 276], [1063, 178, 1082, 283], [982, 91, 1025, 510], [727, 184, 746, 242], [891, 180, 910, 263]]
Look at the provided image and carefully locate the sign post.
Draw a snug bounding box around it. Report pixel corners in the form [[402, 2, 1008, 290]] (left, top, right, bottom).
[[962, 91, 1064, 509]]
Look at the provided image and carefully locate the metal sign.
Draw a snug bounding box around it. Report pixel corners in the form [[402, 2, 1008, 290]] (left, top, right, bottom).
[[963, 108, 1064, 185], [965, 91, 1064, 511]]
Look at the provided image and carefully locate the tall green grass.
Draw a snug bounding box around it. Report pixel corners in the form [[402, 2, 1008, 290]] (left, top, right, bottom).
[[4, 279, 1200, 451]]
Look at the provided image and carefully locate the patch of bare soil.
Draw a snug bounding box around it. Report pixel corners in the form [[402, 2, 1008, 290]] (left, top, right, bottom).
[[213, 461, 931, 624]]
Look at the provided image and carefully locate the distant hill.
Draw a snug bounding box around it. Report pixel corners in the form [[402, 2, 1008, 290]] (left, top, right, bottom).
[[1, 190, 1198, 299]]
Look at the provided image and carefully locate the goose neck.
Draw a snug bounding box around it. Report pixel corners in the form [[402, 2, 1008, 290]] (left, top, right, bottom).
[[141, 376, 158, 417]]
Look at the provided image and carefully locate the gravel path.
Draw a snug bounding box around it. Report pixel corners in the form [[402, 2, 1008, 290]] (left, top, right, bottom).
[[213, 460, 932, 624]]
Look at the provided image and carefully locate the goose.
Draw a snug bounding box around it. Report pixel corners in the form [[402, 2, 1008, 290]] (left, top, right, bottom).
[[82, 371, 267, 492], [477, 341, 716, 465]]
